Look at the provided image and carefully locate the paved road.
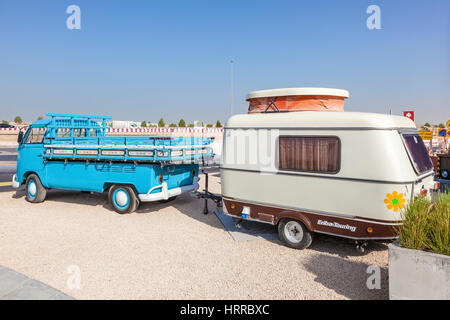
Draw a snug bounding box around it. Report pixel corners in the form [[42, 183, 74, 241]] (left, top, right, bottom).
[[0, 148, 17, 191]]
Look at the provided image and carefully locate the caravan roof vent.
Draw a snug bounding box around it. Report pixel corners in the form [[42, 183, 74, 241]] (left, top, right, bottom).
[[246, 87, 349, 114]]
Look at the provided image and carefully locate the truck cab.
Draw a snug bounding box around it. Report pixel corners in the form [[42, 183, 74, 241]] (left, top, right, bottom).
[[13, 119, 50, 191]]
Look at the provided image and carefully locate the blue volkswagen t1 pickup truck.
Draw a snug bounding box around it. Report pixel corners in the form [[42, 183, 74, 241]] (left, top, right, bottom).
[[12, 113, 214, 213]]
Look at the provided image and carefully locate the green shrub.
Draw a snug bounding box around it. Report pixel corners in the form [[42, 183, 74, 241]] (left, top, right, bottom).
[[398, 193, 450, 256]]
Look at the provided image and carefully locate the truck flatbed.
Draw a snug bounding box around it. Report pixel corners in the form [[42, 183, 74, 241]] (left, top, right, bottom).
[[40, 114, 214, 164]]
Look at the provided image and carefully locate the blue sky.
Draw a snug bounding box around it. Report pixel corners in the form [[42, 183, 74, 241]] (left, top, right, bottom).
[[0, 0, 449, 125]]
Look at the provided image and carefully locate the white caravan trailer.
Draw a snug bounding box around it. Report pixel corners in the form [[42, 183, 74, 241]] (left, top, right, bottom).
[[218, 88, 438, 250]]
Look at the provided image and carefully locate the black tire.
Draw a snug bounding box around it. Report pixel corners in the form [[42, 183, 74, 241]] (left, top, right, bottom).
[[278, 219, 313, 250], [158, 196, 177, 204], [441, 169, 449, 180], [108, 185, 138, 214], [25, 174, 47, 203]]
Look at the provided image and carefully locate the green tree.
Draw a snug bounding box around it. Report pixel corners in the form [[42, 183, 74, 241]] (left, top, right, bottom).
[[141, 121, 147, 127], [14, 116, 22, 124], [438, 123, 445, 128], [424, 122, 431, 127], [37, 116, 44, 120], [188, 124, 194, 128], [216, 120, 223, 128], [158, 118, 165, 127], [169, 123, 177, 128], [178, 119, 186, 127], [1, 120, 8, 124], [206, 124, 213, 128]]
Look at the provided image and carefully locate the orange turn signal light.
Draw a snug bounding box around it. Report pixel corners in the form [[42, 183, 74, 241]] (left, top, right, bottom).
[[366, 227, 373, 234], [230, 204, 235, 209]]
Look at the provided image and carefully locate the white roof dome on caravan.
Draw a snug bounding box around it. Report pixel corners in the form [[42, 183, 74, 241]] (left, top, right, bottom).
[[246, 87, 350, 113]]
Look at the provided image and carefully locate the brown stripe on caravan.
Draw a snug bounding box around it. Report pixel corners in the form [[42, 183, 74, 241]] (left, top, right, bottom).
[[223, 198, 399, 240]]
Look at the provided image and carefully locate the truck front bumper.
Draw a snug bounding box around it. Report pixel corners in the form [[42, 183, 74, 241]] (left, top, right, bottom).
[[138, 177, 199, 202], [11, 174, 20, 189]]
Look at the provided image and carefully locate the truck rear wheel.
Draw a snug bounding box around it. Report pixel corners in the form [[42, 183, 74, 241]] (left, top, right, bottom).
[[25, 174, 47, 203], [108, 185, 138, 214], [278, 219, 313, 250]]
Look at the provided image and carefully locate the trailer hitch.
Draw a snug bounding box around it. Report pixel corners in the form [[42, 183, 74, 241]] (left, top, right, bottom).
[[196, 168, 222, 215]]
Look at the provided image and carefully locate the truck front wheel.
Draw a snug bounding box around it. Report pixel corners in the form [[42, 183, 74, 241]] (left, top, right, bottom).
[[108, 185, 138, 214], [25, 174, 47, 203]]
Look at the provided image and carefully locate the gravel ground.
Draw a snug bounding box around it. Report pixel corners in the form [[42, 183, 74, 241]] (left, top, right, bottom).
[[0, 170, 390, 299]]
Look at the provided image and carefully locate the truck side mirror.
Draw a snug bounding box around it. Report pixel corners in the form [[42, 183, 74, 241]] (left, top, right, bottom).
[[17, 131, 24, 144]]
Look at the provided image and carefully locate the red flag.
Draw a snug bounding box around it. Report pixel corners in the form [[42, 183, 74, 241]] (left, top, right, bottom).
[[403, 111, 415, 122]]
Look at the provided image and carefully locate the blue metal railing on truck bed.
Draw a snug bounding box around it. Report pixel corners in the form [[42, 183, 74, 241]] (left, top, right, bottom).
[[42, 113, 214, 164]]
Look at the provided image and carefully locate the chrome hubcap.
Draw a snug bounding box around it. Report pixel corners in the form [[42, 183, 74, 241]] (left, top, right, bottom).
[[28, 181, 37, 196], [115, 190, 128, 207]]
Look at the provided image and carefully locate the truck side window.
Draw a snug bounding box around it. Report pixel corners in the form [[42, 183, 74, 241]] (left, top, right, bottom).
[[25, 128, 47, 144], [279, 136, 340, 173]]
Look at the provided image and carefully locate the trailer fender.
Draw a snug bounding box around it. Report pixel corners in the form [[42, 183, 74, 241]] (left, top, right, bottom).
[[276, 211, 314, 232]]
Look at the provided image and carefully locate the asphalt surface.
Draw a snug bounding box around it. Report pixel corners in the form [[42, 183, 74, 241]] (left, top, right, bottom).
[[0, 148, 17, 192]]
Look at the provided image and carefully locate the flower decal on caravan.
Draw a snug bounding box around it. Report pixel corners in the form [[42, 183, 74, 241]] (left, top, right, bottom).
[[384, 191, 406, 212]]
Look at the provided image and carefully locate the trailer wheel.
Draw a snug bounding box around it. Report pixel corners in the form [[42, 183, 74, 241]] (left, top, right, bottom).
[[108, 185, 138, 214], [278, 219, 313, 250], [25, 174, 47, 203], [442, 169, 449, 179]]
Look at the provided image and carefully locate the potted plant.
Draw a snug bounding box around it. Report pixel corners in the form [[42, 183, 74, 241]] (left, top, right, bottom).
[[389, 193, 450, 300]]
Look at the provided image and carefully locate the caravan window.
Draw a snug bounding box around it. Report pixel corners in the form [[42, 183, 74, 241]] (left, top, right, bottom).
[[278, 136, 340, 173], [402, 133, 433, 174]]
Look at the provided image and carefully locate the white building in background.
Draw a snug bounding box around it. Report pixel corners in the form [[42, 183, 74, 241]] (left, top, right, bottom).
[[111, 120, 141, 129]]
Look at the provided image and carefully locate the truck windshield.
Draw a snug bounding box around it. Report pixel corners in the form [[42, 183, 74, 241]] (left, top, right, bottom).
[[402, 133, 433, 175], [24, 127, 47, 144]]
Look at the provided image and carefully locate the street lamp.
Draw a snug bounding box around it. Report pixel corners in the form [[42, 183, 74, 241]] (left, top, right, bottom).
[[230, 59, 234, 116]]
